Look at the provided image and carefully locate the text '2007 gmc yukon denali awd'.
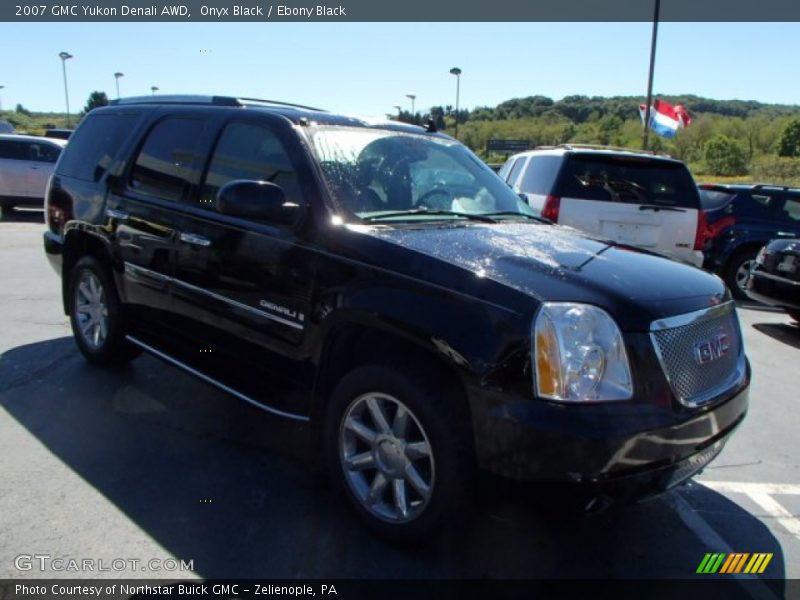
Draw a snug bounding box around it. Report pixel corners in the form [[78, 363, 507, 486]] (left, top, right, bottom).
[[43, 95, 749, 541]]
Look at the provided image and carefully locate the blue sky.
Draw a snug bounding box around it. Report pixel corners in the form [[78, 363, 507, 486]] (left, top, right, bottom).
[[1, 22, 798, 115]]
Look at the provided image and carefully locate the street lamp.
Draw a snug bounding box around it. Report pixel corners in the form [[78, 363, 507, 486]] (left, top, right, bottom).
[[114, 72, 124, 99], [150, 86, 159, 96], [449, 67, 462, 138], [393, 105, 402, 119], [58, 51, 73, 128], [405, 94, 416, 117]]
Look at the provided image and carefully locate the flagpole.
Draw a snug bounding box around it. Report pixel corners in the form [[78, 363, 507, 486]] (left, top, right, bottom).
[[642, 0, 661, 150]]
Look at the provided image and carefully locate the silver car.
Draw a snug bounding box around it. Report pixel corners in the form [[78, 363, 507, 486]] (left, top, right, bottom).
[[0, 134, 67, 216]]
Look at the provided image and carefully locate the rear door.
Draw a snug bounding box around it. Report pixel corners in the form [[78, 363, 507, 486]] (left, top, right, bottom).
[[553, 153, 701, 264], [25, 140, 62, 197]]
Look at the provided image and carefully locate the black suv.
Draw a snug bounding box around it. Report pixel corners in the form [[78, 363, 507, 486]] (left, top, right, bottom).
[[43, 96, 750, 540], [699, 183, 800, 298]]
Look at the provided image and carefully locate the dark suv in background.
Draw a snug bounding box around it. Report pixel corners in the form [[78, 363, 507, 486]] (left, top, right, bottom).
[[43, 96, 749, 540], [699, 183, 800, 298]]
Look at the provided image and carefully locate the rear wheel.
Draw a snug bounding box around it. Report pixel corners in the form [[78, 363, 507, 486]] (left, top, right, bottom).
[[723, 250, 758, 300], [68, 256, 141, 367], [325, 364, 473, 542]]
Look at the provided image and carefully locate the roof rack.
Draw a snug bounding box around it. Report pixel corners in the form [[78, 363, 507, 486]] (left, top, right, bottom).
[[752, 183, 800, 192], [109, 94, 325, 112]]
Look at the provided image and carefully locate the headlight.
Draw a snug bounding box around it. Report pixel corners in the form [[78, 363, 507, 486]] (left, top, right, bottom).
[[533, 302, 633, 402]]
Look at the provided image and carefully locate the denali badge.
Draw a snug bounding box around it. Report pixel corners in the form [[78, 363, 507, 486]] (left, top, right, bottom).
[[694, 333, 729, 364]]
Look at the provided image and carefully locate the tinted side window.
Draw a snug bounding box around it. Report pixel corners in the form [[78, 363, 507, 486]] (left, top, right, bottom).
[[131, 117, 206, 203], [733, 192, 778, 219], [200, 121, 302, 209], [0, 140, 30, 160], [29, 142, 61, 163], [555, 154, 700, 208], [782, 197, 800, 224], [57, 113, 138, 181], [518, 156, 561, 194], [497, 157, 515, 180]]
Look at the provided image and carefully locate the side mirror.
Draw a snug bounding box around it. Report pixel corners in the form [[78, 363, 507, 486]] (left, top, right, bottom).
[[216, 180, 305, 227]]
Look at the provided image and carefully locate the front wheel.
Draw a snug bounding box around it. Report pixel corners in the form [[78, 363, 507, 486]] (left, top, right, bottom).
[[325, 365, 473, 542], [68, 256, 141, 367]]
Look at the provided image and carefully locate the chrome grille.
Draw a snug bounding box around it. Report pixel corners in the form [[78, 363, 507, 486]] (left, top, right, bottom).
[[650, 302, 745, 408]]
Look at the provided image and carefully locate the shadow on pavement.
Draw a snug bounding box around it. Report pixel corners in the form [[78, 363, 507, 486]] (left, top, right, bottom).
[[752, 322, 800, 350], [0, 336, 787, 586]]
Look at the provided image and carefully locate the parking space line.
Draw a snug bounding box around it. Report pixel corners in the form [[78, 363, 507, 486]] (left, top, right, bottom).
[[669, 492, 778, 599], [701, 480, 800, 542]]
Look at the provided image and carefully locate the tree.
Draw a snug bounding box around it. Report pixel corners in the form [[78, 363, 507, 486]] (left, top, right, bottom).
[[82, 91, 109, 115], [15, 104, 32, 116], [778, 118, 800, 157], [705, 134, 748, 176]]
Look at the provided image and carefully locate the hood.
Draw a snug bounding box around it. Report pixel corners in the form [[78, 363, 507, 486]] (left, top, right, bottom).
[[362, 221, 727, 328]]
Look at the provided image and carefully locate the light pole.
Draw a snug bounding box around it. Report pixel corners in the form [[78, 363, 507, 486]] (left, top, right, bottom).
[[393, 105, 402, 120], [449, 67, 462, 138], [59, 51, 73, 128], [642, 0, 661, 150], [114, 72, 124, 99], [151, 86, 159, 96], [405, 94, 416, 118]]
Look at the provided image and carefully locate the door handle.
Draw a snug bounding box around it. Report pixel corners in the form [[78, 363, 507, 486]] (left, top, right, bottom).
[[105, 208, 129, 220], [179, 232, 212, 247]]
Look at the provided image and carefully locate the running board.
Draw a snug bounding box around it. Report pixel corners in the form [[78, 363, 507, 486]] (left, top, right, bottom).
[[125, 335, 310, 423]]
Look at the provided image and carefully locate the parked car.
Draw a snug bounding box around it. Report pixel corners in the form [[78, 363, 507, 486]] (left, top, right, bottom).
[[0, 133, 67, 216], [699, 183, 800, 298], [747, 238, 800, 322], [43, 96, 749, 540], [498, 145, 705, 267], [44, 128, 74, 140]]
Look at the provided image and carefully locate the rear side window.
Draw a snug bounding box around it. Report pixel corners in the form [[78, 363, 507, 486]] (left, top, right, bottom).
[[784, 197, 800, 224], [497, 158, 515, 180], [130, 117, 206, 203], [29, 142, 61, 163], [699, 188, 735, 210], [0, 140, 30, 160], [555, 154, 700, 208], [200, 121, 302, 208], [57, 113, 138, 181], [506, 156, 528, 186], [518, 155, 561, 195], [733, 191, 781, 219]]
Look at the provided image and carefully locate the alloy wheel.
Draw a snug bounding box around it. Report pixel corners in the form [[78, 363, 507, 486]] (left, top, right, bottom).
[[339, 392, 435, 523], [74, 270, 109, 350]]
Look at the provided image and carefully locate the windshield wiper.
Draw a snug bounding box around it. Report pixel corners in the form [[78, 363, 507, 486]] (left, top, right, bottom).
[[482, 211, 552, 224], [360, 209, 498, 223]]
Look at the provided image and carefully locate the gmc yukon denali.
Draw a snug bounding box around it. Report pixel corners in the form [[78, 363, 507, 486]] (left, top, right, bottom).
[[43, 96, 750, 540]]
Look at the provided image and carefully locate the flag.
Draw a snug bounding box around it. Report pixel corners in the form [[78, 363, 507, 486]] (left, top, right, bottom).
[[639, 99, 692, 138]]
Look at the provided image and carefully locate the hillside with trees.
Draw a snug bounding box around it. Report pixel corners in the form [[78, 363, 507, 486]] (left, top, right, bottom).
[[418, 94, 800, 184]]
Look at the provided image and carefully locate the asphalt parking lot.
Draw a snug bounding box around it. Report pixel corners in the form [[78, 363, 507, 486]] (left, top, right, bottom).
[[1, 213, 799, 587]]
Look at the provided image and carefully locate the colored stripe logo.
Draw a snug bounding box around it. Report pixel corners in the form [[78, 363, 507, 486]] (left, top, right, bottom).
[[696, 553, 773, 574]]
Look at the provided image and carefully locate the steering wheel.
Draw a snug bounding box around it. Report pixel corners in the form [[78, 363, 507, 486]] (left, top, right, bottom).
[[416, 187, 453, 209]]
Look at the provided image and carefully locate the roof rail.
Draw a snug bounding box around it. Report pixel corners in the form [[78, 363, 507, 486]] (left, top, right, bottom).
[[752, 183, 800, 192], [110, 94, 325, 112], [555, 143, 659, 155]]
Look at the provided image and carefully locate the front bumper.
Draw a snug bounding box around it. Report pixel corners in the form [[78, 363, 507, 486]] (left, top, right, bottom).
[[467, 364, 749, 499], [747, 270, 800, 312]]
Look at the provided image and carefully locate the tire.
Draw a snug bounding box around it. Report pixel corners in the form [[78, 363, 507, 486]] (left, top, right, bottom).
[[723, 250, 758, 300], [68, 256, 141, 367], [324, 364, 473, 543]]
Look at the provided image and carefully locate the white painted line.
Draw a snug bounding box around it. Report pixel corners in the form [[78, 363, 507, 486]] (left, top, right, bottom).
[[700, 480, 800, 543]]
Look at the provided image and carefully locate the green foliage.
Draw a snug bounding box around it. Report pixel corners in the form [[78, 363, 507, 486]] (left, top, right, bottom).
[[15, 104, 32, 117], [751, 155, 800, 184], [82, 91, 109, 115], [704, 135, 748, 176], [778, 118, 800, 157]]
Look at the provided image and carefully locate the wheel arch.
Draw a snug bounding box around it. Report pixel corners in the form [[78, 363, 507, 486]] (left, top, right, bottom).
[[61, 227, 116, 314]]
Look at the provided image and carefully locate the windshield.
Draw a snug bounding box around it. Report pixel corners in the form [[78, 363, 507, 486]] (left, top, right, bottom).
[[309, 126, 535, 221]]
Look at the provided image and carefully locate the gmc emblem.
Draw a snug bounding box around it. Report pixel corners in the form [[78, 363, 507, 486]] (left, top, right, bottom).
[[694, 333, 730, 364]]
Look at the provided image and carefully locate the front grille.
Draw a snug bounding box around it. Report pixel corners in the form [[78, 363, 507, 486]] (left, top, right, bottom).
[[650, 302, 745, 408]]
